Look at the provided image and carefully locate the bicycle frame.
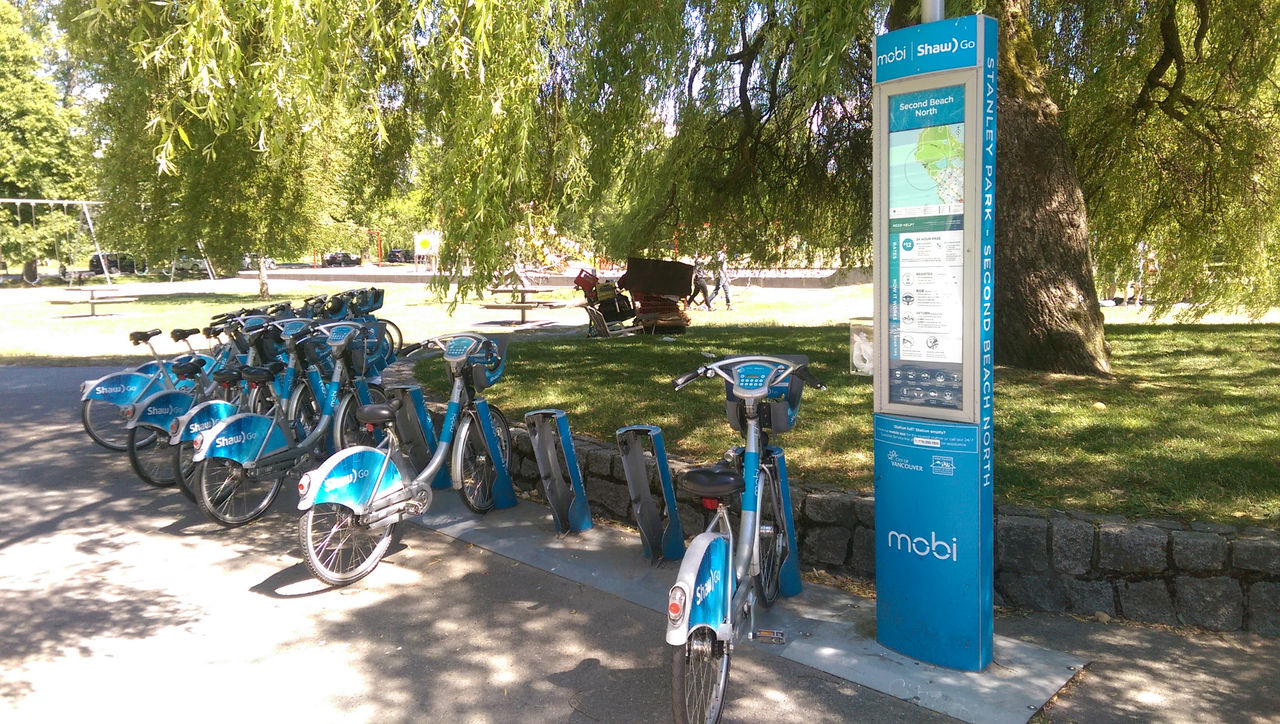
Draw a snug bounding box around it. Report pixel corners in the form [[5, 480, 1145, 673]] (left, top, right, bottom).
[[665, 357, 812, 648], [298, 332, 515, 520]]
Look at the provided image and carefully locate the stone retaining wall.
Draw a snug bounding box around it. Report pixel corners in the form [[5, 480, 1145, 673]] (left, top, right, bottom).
[[505, 428, 1280, 636]]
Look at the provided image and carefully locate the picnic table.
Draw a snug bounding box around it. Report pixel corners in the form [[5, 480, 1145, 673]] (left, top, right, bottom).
[[49, 286, 139, 316], [480, 286, 566, 324]]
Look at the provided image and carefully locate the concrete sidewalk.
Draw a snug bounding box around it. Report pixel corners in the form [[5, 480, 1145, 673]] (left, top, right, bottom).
[[415, 496, 1280, 723]]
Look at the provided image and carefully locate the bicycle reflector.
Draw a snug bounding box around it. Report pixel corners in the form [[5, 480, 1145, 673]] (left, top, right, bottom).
[[668, 585, 687, 624], [168, 418, 181, 437], [297, 472, 312, 497], [193, 432, 204, 451]]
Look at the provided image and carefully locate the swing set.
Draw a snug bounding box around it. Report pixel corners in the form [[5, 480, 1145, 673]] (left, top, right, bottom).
[[1, 197, 108, 284]]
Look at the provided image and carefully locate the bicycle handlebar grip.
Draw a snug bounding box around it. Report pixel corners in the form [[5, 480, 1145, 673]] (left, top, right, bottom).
[[400, 341, 424, 356], [672, 369, 702, 390], [797, 365, 827, 391]]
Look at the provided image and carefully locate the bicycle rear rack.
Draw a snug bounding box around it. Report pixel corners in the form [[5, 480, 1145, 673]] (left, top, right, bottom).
[[524, 409, 594, 534], [616, 425, 685, 564]]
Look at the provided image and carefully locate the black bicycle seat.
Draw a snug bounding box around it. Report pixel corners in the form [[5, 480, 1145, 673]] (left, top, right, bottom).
[[212, 368, 243, 385], [170, 328, 201, 342], [355, 401, 399, 425], [680, 462, 745, 498], [130, 329, 162, 345], [171, 360, 205, 377], [239, 364, 280, 384]]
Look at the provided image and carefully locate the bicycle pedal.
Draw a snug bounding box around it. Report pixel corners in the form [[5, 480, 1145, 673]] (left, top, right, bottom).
[[755, 629, 786, 645]]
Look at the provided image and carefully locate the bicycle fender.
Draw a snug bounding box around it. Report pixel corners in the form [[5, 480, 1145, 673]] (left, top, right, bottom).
[[666, 531, 732, 646], [127, 390, 194, 431], [193, 413, 288, 464], [80, 371, 155, 405], [174, 400, 239, 443], [297, 446, 406, 514]]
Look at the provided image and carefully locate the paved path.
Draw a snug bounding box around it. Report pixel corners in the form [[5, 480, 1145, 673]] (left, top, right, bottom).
[[0, 366, 951, 723], [3, 365, 1278, 723]]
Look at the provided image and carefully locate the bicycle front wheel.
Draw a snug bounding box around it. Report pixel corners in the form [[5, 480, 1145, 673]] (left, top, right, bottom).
[[127, 426, 178, 487], [753, 462, 786, 608], [171, 441, 199, 503], [82, 398, 149, 452], [299, 503, 394, 586], [195, 457, 283, 526], [671, 629, 731, 724], [453, 405, 512, 514]]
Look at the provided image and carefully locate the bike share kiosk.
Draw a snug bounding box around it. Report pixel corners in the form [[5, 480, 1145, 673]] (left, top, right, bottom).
[[871, 14, 997, 671]]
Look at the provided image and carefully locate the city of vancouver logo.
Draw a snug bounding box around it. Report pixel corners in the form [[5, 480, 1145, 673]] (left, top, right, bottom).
[[886, 450, 923, 472]]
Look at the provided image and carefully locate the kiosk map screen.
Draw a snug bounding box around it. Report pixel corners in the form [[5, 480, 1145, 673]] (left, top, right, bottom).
[[887, 85, 965, 410]]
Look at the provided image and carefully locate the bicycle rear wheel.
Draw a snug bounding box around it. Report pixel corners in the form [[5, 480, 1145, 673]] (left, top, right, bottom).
[[334, 384, 388, 449], [195, 457, 283, 526], [453, 405, 512, 514], [82, 398, 151, 452], [753, 462, 786, 608], [127, 426, 178, 487], [671, 628, 731, 724], [299, 503, 394, 586]]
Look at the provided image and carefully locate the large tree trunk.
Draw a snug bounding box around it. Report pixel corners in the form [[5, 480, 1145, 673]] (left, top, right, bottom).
[[888, 0, 1111, 375], [991, 0, 1110, 375]]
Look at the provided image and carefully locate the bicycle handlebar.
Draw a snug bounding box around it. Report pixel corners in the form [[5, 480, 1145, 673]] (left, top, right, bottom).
[[672, 368, 705, 390]]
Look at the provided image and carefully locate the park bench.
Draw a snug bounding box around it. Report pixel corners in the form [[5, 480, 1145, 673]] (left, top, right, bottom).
[[50, 287, 138, 316]]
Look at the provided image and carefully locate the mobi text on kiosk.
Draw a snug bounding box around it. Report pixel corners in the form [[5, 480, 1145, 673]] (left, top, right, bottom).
[[871, 14, 997, 672]]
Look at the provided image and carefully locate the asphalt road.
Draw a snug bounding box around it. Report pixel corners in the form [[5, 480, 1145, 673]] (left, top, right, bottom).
[[0, 365, 950, 723]]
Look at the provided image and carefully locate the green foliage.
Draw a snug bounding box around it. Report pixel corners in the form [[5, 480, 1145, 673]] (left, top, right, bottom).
[[0, 0, 85, 265], [1032, 0, 1280, 318]]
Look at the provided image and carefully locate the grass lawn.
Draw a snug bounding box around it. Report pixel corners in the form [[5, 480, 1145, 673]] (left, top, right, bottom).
[[1, 276, 1275, 526], [417, 306, 1279, 527]]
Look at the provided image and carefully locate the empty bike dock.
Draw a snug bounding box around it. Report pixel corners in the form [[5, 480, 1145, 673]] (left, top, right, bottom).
[[414, 491, 1083, 724]]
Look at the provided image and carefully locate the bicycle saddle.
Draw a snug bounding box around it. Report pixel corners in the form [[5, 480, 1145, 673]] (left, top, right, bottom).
[[171, 359, 207, 377], [130, 329, 162, 345], [211, 368, 243, 385], [679, 461, 745, 498], [239, 361, 285, 384], [355, 398, 402, 425], [171, 328, 201, 342]]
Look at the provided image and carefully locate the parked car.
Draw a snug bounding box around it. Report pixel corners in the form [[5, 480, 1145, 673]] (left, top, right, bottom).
[[89, 252, 140, 275], [171, 255, 210, 274], [324, 252, 360, 267], [385, 248, 413, 263], [241, 254, 278, 270]]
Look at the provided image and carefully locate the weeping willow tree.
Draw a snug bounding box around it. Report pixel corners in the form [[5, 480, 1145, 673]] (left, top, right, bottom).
[[1033, 0, 1280, 319], [75, 0, 1280, 370]]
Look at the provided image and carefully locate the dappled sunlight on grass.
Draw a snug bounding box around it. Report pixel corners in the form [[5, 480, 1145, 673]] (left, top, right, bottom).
[[418, 321, 1279, 526]]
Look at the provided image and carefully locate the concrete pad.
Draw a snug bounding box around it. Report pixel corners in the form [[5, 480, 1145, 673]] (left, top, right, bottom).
[[416, 495, 1084, 724]]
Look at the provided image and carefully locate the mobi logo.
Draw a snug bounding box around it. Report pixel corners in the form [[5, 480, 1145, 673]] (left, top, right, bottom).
[[876, 45, 907, 67], [886, 450, 923, 472], [214, 430, 259, 448], [930, 456, 956, 476], [887, 529, 959, 562], [693, 568, 722, 606]]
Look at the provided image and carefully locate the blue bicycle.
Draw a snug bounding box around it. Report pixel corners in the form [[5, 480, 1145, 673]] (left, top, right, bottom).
[[296, 332, 515, 585], [664, 355, 823, 724]]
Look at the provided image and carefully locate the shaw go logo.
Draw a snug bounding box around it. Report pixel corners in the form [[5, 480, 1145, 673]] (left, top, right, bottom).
[[887, 529, 959, 562]]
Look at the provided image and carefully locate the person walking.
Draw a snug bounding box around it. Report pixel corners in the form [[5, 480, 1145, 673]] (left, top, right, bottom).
[[687, 254, 713, 310], [707, 249, 732, 310]]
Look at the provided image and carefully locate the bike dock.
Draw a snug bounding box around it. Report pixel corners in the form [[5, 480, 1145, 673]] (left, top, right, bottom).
[[615, 424, 684, 564], [524, 409, 593, 535]]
